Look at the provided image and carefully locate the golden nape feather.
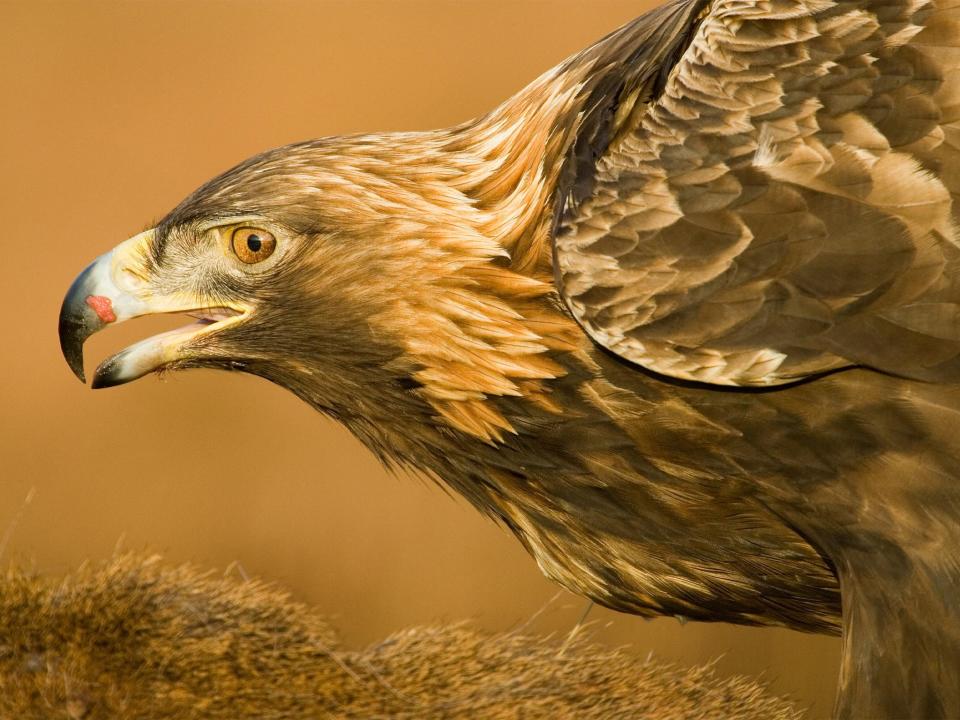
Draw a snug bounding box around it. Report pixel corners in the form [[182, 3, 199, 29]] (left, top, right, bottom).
[[0, 555, 802, 720], [57, 0, 960, 717]]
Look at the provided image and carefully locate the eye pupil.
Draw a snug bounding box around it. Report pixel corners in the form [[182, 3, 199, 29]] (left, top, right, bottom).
[[246, 235, 262, 252]]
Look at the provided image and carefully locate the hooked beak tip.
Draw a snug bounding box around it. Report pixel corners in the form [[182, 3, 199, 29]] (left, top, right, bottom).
[[58, 318, 89, 383], [58, 261, 110, 385]]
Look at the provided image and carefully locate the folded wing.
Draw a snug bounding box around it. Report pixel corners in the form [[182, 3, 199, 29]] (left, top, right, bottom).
[[555, 0, 960, 386]]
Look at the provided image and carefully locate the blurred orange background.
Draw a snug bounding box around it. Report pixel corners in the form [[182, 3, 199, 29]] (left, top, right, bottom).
[[0, 1, 838, 715]]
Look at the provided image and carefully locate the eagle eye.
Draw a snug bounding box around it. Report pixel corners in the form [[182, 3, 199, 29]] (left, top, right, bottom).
[[231, 227, 276, 264]]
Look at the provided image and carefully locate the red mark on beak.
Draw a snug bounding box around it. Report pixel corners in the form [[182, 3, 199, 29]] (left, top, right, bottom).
[[85, 295, 117, 323]]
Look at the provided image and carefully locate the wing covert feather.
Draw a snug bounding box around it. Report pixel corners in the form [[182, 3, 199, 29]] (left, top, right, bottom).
[[555, 0, 960, 386]]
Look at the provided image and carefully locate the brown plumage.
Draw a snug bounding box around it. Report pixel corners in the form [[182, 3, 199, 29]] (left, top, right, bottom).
[[0, 554, 802, 720], [57, 0, 960, 716]]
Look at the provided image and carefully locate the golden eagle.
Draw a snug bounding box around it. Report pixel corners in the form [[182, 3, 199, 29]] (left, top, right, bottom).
[[59, 0, 960, 716]]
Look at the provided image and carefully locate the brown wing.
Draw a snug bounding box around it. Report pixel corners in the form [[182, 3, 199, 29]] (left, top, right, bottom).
[[555, 0, 960, 386]]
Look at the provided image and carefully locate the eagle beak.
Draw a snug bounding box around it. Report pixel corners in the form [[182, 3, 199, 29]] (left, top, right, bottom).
[[58, 229, 246, 388]]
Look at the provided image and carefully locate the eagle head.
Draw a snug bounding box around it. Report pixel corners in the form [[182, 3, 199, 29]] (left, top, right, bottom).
[[58, 128, 576, 456], [59, 138, 459, 437]]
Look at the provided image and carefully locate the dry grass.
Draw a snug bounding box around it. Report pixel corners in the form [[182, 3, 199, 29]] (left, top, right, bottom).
[[0, 554, 804, 719]]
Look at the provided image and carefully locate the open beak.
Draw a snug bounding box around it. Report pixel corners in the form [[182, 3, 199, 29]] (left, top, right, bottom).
[[58, 229, 247, 388]]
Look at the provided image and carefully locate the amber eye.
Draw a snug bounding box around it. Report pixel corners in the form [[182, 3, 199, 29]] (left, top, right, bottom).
[[231, 227, 276, 264]]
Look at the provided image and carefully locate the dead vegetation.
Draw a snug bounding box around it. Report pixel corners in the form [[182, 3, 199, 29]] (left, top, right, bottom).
[[0, 554, 803, 719]]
